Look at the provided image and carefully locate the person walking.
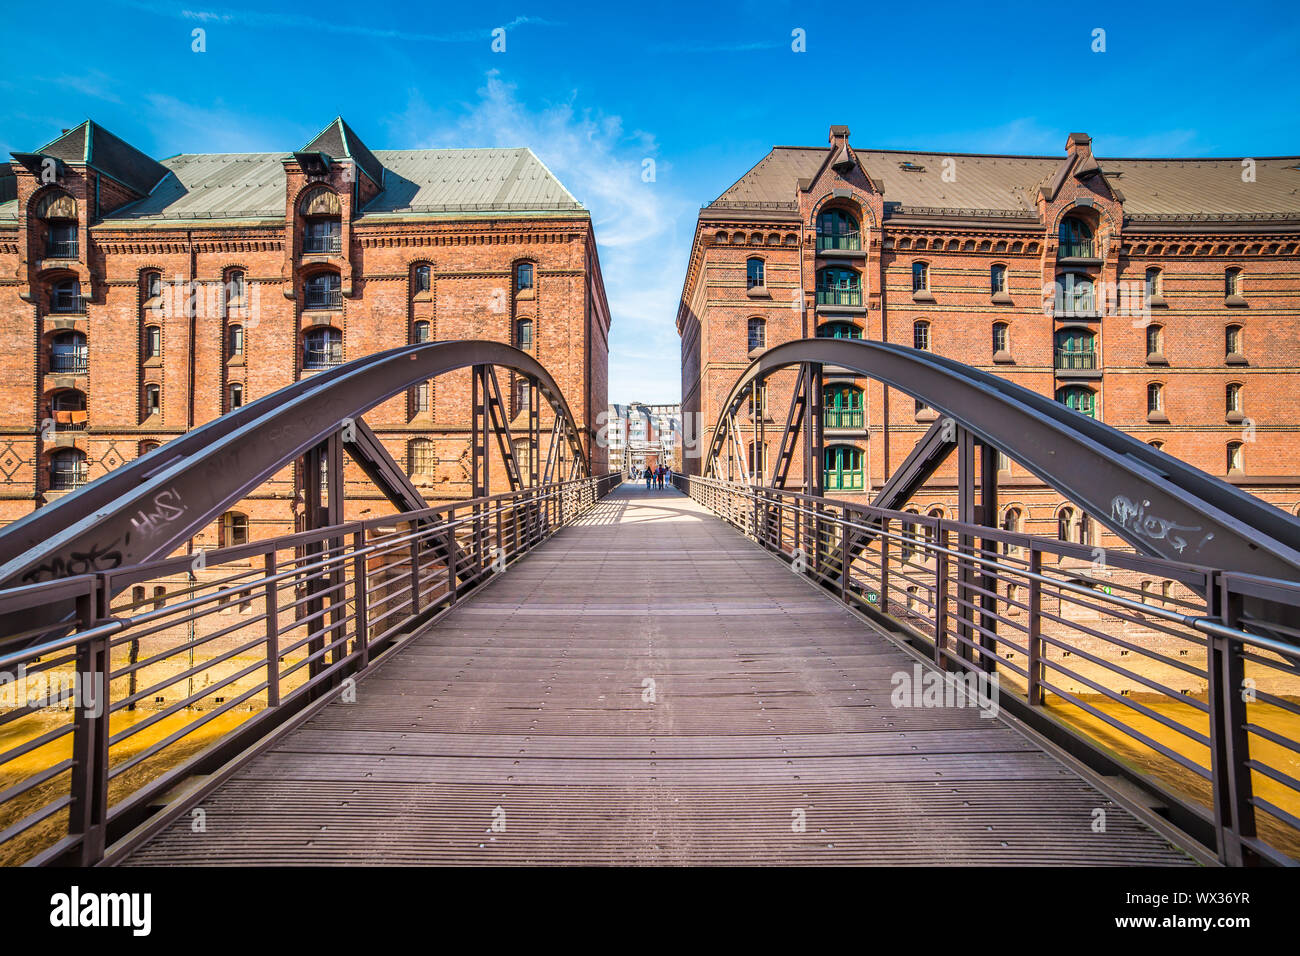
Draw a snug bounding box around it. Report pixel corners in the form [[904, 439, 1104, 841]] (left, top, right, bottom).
[[645, 467, 653, 490]]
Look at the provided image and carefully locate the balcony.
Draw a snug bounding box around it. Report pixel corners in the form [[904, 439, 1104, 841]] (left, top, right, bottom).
[[816, 230, 861, 252], [824, 407, 864, 429], [303, 232, 342, 255], [1057, 238, 1094, 260], [824, 470, 865, 492], [50, 354, 88, 375], [1054, 348, 1098, 371], [49, 469, 88, 491], [303, 346, 343, 370], [816, 288, 863, 308], [46, 239, 79, 259], [304, 288, 343, 310]]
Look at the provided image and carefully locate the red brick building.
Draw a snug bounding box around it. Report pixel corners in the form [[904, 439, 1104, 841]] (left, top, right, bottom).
[[0, 118, 610, 545], [679, 126, 1300, 543]]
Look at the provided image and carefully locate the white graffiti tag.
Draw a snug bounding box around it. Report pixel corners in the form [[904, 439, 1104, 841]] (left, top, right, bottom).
[[1111, 495, 1202, 554]]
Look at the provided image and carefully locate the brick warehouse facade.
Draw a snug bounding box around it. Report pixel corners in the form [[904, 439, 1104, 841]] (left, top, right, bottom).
[[0, 118, 610, 547], [679, 126, 1300, 546]]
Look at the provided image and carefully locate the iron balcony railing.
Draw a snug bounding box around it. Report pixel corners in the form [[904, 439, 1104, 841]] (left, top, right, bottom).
[[816, 230, 861, 251], [1054, 348, 1098, 370], [824, 407, 864, 428], [48, 468, 88, 491], [46, 239, 79, 259], [50, 354, 88, 374], [824, 470, 864, 491], [304, 288, 343, 310], [673, 473, 1300, 868], [816, 287, 863, 307], [50, 296, 85, 315], [303, 344, 344, 369], [0, 472, 622, 866], [303, 232, 342, 254], [1058, 238, 1095, 259]]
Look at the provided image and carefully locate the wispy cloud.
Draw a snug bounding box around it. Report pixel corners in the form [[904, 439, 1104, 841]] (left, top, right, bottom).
[[114, 2, 556, 43], [393, 71, 693, 404]]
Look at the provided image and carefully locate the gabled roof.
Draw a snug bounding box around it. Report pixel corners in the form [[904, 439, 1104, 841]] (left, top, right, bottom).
[[707, 143, 1300, 222], [34, 121, 171, 197], [301, 117, 384, 188]]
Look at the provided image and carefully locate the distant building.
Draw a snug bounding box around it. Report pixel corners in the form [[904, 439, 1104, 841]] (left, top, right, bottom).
[[607, 402, 680, 471]]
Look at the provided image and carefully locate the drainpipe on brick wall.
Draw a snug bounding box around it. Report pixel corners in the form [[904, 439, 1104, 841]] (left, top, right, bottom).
[[187, 230, 196, 431], [879, 225, 889, 484]]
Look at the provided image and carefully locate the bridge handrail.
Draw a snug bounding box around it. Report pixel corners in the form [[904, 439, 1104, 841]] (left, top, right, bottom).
[[0, 472, 621, 867], [676, 472, 1300, 867]]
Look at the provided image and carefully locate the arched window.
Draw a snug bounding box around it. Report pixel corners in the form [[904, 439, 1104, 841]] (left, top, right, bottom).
[[408, 438, 436, 476], [1057, 507, 1076, 542], [824, 385, 863, 428], [228, 323, 244, 358], [50, 279, 83, 314], [412, 382, 430, 414], [911, 261, 929, 292], [823, 445, 863, 491], [1080, 513, 1093, 546], [51, 389, 87, 430], [1146, 323, 1164, 358], [225, 269, 246, 309], [1055, 272, 1094, 315], [49, 449, 87, 490], [413, 320, 430, 343], [1225, 324, 1243, 359], [50, 331, 87, 374], [220, 511, 249, 548], [143, 324, 161, 360], [300, 188, 342, 253], [303, 327, 342, 369], [816, 322, 862, 339], [1058, 216, 1093, 258], [1148, 440, 1164, 450], [1226, 441, 1244, 474], [1001, 507, 1023, 555], [747, 317, 766, 352], [990, 264, 1007, 295], [143, 383, 160, 417], [304, 271, 341, 310], [1056, 385, 1096, 418], [1225, 267, 1242, 298], [746, 258, 765, 289], [816, 267, 861, 306], [1226, 382, 1242, 415], [228, 382, 244, 410], [1147, 382, 1164, 414], [515, 378, 532, 415], [516, 262, 534, 291], [517, 318, 534, 350], [913, 320, 930, 351], [1054, 328, 1096, 370], [816, 209, 860, 250], [992, 322, 1009, 356], [1145, 267, 1161, 301], [144, 270, 163, 301], [901, 509, 921, 562], [139, 440, 160, 456], [413, 264, 431, 293]]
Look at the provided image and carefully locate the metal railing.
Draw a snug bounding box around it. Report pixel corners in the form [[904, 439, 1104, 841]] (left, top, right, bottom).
[[49, 355, 88, 375], [1058, 238, 1095, 259], [304, 288, 343, 310], [816, 287, 863, 307], [675, 473, 1300, 866], [1054, 348, 1098, 370], [816, 230, 861, 251], [46, 240, 78, 259], [303, 233, 342, 254], [824, 407, 864, 429], [0, 472, 621, 865]]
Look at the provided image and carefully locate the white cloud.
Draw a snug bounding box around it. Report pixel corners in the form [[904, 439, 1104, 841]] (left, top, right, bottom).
[[396, 72, 692, 404]]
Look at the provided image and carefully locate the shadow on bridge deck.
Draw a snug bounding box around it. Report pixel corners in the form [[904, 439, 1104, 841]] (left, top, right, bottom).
[[124, 484, 1193, 865]]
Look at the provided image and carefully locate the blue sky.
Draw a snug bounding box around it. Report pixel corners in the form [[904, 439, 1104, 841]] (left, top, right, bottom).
[[3, 0, 1298, 403]]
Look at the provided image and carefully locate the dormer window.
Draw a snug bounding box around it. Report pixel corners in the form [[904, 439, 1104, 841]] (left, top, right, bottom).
[[1058, 216, 1094, 259], [517, 263, 534, 291]]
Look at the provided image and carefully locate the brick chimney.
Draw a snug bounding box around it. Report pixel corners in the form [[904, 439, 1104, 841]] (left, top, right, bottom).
[[1065, 132, 1093, 162], [829, 125, 853, 172]]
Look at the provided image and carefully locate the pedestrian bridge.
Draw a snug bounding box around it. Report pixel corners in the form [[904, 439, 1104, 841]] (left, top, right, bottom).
[[0, 339, 1297, 867]]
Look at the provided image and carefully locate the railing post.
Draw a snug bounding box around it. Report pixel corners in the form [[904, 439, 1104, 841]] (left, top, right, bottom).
[[264, 551, 281, 706], [839, 515, 850, 603], [352, 530, 369, 668], [446, 527, 458, 605], [880, 516, 890, 612], [1026, 547, 1043, 705], [934, 526, 949, 667], [1209, 575, 1256, 866], [69, 578, 110, 865], [409, 539, 421, 616]]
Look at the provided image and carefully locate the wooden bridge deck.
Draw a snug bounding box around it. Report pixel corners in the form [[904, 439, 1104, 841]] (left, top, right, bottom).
[[124, 485, 1192, 865]]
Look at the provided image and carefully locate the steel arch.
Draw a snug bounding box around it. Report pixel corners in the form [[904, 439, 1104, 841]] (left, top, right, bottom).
[[0, 340, 589, 589], [705, 337, 1300, 582]]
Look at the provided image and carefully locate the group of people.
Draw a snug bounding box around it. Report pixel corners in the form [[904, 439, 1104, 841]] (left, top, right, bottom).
[[634, 464, 672, 490]]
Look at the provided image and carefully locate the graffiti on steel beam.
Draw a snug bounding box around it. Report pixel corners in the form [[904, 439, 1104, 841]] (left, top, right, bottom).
[[1110, 495, 1206, 555]]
